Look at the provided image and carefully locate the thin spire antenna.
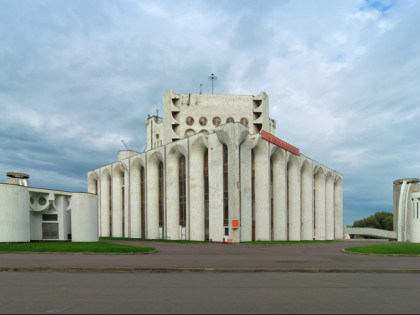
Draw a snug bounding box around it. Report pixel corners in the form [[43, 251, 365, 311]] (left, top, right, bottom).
[[208, 73, 217, 94], [121, 140, 129, 151], [200, 83, 203, 94]]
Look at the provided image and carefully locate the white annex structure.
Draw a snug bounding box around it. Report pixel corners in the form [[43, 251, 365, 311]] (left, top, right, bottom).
[[393, 178, 420, 243], [0, 173, 98, 243], [88, 91, 343, 243]]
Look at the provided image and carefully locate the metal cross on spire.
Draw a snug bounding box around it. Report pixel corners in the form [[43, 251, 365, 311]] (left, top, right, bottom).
[[208, 73, 217, 95]]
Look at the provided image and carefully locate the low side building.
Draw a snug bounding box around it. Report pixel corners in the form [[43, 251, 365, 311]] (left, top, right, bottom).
[[0, 173, 98, 243], [88, 91, 343, 242], [394, 178, 420, 242]]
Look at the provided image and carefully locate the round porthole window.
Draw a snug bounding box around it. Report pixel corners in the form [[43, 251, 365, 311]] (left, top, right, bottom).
[[213, 117, 221, 126], [30, 197, 34, 205], [38, 196, 47, 206], [199, 117, 208, 126], [226, 117, 234, 123], [240, 117, 249, 126], [185, 129, 195, 137], [186, 116, 194, 126]]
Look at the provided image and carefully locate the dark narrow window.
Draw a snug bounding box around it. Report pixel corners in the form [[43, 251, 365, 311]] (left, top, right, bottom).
[[122, 172, 125, 237], [417, 202, 419, 219], [158, 162, 164, 238], [204, 150, 209, 241], [179, 156, 186, 227], [251, 151, 255, 241], [223, 145, 229, 227], [313, 186, 316, 240], [42, 214, 58, 221], [109, 177, 112, 237], [270, 158, 274, 241], [140, 167, 145, 239]]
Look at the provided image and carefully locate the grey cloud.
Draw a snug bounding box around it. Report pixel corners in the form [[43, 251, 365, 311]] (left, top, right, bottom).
[[0, 0, 419, 227]]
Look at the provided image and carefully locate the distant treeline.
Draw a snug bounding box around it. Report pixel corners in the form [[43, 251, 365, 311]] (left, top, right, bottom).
[[352, 211, 393, 231]]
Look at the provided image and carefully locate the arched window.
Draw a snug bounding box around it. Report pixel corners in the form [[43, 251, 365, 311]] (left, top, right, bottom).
[[204, 150, 209, 241], [158, 162, 164, 238], [109, 177, 112, 237], [179, 156, 186, 227], [122, 171, 125, 237], [251, 151, 255, 241], [270, 158, 273, 241], [223, 145, 229, 226], [140, 167, 145, 239]]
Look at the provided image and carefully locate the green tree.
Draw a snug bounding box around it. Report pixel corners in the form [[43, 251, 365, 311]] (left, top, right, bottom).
[[352, 211, 393, 231]]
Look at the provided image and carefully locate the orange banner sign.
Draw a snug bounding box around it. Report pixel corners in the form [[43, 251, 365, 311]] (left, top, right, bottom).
[[232, 220, 239, 228], [261, 130, 300, 156]]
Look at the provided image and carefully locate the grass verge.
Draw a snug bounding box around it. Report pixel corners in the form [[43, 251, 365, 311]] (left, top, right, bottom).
[[0, 242, 155, 254], [241, 240, 340, 245], [100, 237, 206, 243], [345, 243, 420, 255], [101, 238, 340, 245]]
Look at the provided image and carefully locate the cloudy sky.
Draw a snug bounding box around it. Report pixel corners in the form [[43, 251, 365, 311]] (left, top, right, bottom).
[[1, 0, 419, 226]]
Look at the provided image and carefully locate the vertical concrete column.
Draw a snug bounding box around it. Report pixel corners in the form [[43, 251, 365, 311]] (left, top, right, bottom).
[[100, 171, 110, 237], [0, 184, 30, 242], [97, 179, 101, 238], [334, 177, 343, 239], [254, 140, 271, 241], [184, 150, 190, 241], [208, 134, 224, 242], [166, 152, 180, 240], [112, 166, 123, 238], [227, 134, 242, 244], [272, 149, 287, 240], [190, 142, 205, 241], [146, 155, 160, 239], [314, 170, 326, 240], [410, 192, 420, 243], [54, 195, 66, 241], [88, 173, 100, 236], [240, 140, 252, 242], [71, 193, 99, 242], [88, 175, 98, 194], [398, 181, 411, 242], [287, 155, 301, 240], [325, 174, 335, 240], [130, 161, 141, 238], [301, 162, 313, 240], [124, 169, 129, 238]]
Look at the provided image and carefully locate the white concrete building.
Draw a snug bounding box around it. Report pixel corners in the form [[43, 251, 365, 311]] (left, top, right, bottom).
[[0, 173, 98, 243], [89, 91, 343, 242], [393, 178, 420, 243]]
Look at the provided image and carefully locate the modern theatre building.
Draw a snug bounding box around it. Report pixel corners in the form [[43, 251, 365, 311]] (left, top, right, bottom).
[[88, 91, 343, 243]]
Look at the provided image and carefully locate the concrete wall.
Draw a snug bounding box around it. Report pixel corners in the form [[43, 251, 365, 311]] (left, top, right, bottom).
[[0, 184, 30, 242], [71, 193, 99, 242], [92, 122, 343, 243], [0, 183, 97, 243], [344, 227, 397, 240], [161, 91, 274, 147], [393, 178, 419, 234], [410, 192, 420, 243]]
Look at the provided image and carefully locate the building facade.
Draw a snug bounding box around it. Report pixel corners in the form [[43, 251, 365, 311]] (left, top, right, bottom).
[[393, 178, 420, 242], [0, 173, 98, 243], [88, 91, 343, 242]]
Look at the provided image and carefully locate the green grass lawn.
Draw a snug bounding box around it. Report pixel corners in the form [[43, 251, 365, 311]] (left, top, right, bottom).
[[100, 237, 206, 243], [0, 242, 155, 254], [241, 240, 339, 245], [101, 237, 340, 245], [345, 243, 420, 255]]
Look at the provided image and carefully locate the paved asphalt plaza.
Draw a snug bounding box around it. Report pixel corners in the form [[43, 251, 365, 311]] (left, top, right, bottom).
[[1, 240, 420, 314]]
